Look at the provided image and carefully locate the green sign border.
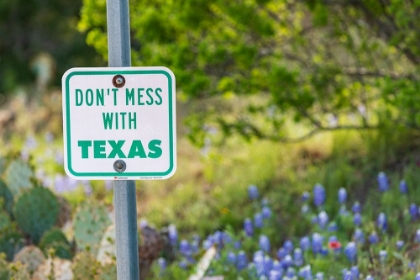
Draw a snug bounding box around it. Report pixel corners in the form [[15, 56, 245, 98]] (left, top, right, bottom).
[[64, 69, 175, 178]]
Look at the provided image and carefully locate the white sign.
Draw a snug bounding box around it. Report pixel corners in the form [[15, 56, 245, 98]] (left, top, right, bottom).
[[62, 67, 176, 180]]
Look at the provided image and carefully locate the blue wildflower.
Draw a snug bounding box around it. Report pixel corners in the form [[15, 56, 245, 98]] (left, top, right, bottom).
[[226, 251, 236, 265], [416, 273, 420, 280], [344, 242, 357, 263], [318, 211, 329, 229], [286, 267, 295, 278], [396, 240, 404, 250], [293, 248, 304, 266], [248, 185, 259, 200], [168, 224, 178, 247], [300, 236, 311, 251], [416, 229, 420, 243], [301, 204, 310, 214], [399, 180, 408, 194], [281, 255, 293, 269], [254, 213, 264, 228], [351, 201, 361, 214], [377, 213, 387, 231], [313, 184, 326, 207], [301, 191, 310, 202], [298, 265, 311, 279], [259, 235, 270, 253], [312, 233, 323, 254], [244, 218, 253, 237], [350, 266, 359, 278], [338, 187, 347, 204], [236, 251, 248, 271], [339, 205, 349, 216], [158, 258, 166, 273], [366, 275, 374, 280], [315, 272, 324, 280], [353, 213, 362, 226], [378, 172, 389, 192], [379, 250, 387, 263], [179, 240, 192, 257], [354, 228, 365, 244], [369, 232, 379, 244], [277, 247, 287, 259], [262, 206, 272, 219], [283, 240, 294, 254], [269, 270, 282, 280], [178, 259, 188, 269], [328, 222, 338, 232], [409, 203, 418, 220]]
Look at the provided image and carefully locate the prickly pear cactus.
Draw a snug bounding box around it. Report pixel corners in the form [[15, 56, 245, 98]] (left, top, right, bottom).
[[32, 258, 73, 280], [0, 253, 11, 279], [97, 262, 117, 280], [13, 187, 59, 243], [71, 252, 100, 279], [0, 212, 11, 231], [4, 159, 33, 197], [13, 246, 45, 274], [9, 261, 30, 280], [39, 228, 72, 260], [0, 228, 25, 261], [96, 224, 115, 264], [74, 202, 111, 255], [0, 180, 13, 215]]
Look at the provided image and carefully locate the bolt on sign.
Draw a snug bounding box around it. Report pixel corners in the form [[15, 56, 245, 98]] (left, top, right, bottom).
[[61, 67, 176, 180]]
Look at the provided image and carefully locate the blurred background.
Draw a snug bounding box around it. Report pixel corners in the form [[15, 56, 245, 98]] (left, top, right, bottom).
[[1, 0, 420, 278]]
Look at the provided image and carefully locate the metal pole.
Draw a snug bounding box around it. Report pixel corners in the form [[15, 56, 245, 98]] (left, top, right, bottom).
[[106, 0, 140, 279]]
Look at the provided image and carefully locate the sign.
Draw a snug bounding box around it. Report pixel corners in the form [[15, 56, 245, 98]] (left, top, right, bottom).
[[62, 67, 176, 180]]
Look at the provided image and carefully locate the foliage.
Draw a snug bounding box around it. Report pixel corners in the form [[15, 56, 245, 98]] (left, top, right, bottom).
[[79, 0, 420, 144]]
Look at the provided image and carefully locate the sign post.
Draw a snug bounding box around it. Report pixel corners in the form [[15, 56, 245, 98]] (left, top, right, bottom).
[[62, 0, 176, 279], [107, 0, 139, 279]]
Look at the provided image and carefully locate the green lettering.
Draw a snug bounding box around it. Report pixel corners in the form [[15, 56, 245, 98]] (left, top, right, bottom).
[[75, 89, 83, 106], [155, 88, 163, 105], [94, 140, 106, 158], [102, 113, 114, 129], [86, 89, 94, 106], [146, 88, 154, 105], [129, 112, 136, 129], [96, 89, 104, 106], [78, 141, 92, 158], [126, 88, 135, 105], [112, 88, 118, 105], [108, 140, 126, 158], [137, 88, 145, 105], [120, 112, 127, 129], [128, 140, 147, 158], [147, 140, 162, 158]]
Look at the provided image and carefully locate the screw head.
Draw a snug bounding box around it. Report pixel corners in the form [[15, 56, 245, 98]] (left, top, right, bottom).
[[116, 77, 124, 85], [113, 160, 126, 173], [112, 75, 125, 88]]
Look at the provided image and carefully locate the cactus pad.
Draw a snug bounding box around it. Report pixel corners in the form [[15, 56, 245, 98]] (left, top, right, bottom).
[[13, 246, 45, 274], [32, 258, 73, 280], [71, 252, 100, 279], [0, 180, 13, 215], [96, 224, 116, 264], [0, 212, 11, 232], [13, 187, 59, 243], [97, 262, 117, 280], [4, 159, 33, 197], [39, 228, 72, 260], [0, 228, 24, 261], [73, 202, 111, 255]]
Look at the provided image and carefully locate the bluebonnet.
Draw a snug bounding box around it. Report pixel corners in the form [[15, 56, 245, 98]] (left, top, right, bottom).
[[178, 259, 188, 269], [318, 211, 329, 229], [272, 260, 282, 272], [354, 228, 365, 244], [244, 218, 253, 237], [286, 267, 295, 278], [409, 203, 418, 220], [202, 239, 212, 250], [259, 235, 270, 253], [248, 184, 259, 200], [157, 257, 166, 272], [338, 187, 347, 204], [262, 198, 269, 206], [281, 255, 293, 269], [179, 240, 192, 257], [293, 248, 304, 266], [352, 201, 361, 213], [377, 213, 387, 231], [315, 272, 324, 280], [339, 205, 349, 216], [379, 250, 387, 263], [269, 270, 282, 280], [344, 242, 357, 262], [369, 232, 379, 244], [283, 240, 294, 254], [366, 275, 374, 280], [262, 206, 272, 219], [264, 255, 273, 273], [313, 184, 326, 207], [399, 180, 408, 194], [277, 247, 287, 259], [396, 240, 404, 250], [350, 266, 359, 278], [168, 224, 178, 247], [302, 204, 310, 214], [302, 191, 310, 202], [300, 236, 311, 251], [328, 222, 338, 232], [226, 251, 236, 264], [254, 213, 264, 228], [415, 229, 420, 243], [377, 172, 389, 192], [353, 213, 362, 226], [236, 250, 248, 271], [416, 273, 420, 280], [298, 265, 311, 279], [312, 233, 323, 254]]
